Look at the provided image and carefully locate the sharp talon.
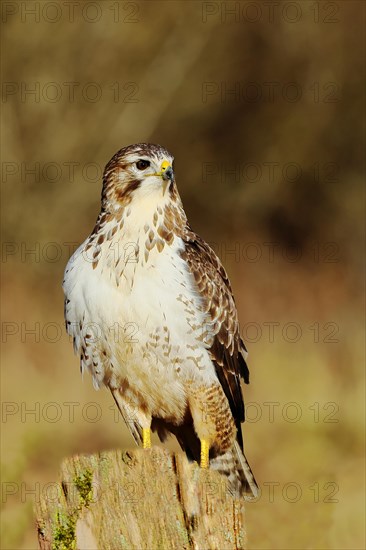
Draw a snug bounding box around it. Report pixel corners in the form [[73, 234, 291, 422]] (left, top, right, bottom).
[[142, 428, 151, 449], [200, 439, 209, 468]]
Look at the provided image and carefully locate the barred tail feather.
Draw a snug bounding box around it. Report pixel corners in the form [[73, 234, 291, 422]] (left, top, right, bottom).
[[210, 441, 259, 500]]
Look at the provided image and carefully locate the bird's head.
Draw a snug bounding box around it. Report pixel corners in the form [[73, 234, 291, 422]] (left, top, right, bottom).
[[101, 143, 177, 211]]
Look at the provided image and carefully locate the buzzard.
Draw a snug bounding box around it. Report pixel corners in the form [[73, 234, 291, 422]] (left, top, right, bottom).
[[63, 143, 258, 498]]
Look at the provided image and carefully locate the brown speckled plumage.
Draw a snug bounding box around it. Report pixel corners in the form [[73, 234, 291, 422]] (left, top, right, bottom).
[[63, 143, 258, 499]]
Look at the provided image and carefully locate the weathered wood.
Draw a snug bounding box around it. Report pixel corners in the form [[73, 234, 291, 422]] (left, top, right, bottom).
[[35, 447, 246, 549]]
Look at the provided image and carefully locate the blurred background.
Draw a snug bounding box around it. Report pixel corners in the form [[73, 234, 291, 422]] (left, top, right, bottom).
[[1, 1, 364, 548]]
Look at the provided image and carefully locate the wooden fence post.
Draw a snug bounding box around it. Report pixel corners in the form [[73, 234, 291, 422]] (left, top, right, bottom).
[[35, 447, 246, 549]]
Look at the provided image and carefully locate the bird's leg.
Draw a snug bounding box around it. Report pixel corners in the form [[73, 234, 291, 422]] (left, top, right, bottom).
[[137, 411, 152, 449], [142, 427, 151, 449], [200, 439, 210, 468], [188, 387, 215, 468]]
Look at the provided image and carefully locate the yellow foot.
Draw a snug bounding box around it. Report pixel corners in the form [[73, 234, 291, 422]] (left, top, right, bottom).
[[142, 428, 151, 449], [200, 439, 209, 468]]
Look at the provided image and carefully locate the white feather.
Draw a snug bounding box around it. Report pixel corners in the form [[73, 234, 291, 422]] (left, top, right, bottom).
[[63, 184, 217, 422]]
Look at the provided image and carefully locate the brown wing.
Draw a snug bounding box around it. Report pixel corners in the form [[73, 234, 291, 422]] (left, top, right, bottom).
[[181, 229, 250, 451]]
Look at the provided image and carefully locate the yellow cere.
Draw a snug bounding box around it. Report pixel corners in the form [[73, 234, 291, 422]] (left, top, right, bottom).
[[160, 160, 171, 172]]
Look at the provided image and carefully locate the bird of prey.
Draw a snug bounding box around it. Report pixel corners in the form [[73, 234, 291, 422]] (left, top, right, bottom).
[[63, 143, 258, 499]]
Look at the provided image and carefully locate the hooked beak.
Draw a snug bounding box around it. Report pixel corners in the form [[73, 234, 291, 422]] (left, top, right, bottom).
[[160, 160, 174, 182], [159, 160, 174, 193]]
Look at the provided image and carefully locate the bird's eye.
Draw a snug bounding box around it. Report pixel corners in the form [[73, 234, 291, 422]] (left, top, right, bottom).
[[136, 159, 150, 170]]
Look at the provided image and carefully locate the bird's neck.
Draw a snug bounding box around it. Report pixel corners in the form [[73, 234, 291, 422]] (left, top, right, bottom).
[[86, 194, 188, 268]]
